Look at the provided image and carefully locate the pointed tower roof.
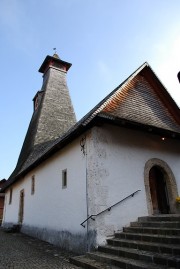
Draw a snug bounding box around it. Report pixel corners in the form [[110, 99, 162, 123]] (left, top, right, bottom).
[[10, 53, 76, 179]]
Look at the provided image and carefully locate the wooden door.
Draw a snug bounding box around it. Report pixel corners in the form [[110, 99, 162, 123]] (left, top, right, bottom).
[[149, 166, 169, 214], [18, 190, 24, 224]]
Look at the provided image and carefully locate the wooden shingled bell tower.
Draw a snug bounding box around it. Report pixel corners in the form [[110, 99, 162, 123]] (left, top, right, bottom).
[[34, 53, 76, 145], [13, 53, 76, 174]]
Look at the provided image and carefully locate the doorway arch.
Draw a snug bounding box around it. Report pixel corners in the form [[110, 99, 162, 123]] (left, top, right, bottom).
[[144, 158, 178, 215]]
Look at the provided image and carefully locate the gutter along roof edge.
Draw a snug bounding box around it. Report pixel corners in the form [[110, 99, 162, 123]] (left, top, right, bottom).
[[97, 113, 180, 138], [2, 112, 180, 192]]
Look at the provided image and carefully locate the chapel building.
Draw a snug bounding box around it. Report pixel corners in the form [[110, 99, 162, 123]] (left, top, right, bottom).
[[1, 54, 180, 255]]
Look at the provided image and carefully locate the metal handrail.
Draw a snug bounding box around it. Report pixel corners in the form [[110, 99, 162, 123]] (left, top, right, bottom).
[[80, 189, 141, 228]]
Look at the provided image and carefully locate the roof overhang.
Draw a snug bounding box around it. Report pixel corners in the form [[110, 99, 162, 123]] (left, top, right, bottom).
[[39, 55, 72, 73], [96, 113, 180, 139], [1, 113, 180, 192]]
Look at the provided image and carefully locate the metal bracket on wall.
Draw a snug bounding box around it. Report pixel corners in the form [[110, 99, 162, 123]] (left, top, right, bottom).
[[80, 136, 86, 156]]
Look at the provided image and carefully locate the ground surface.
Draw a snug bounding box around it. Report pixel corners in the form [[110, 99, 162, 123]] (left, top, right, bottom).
[[0, 228, 81, 269]]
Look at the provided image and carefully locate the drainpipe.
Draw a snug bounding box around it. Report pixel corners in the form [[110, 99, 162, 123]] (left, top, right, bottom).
[[80, 135, 89, 252], [85, 136, 89, 252]]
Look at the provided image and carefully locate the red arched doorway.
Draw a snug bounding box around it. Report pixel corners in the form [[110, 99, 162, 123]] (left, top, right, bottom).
[[149, 166, 170, 214]]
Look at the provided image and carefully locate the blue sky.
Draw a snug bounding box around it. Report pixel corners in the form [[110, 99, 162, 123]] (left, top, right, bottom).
[[1, 0, 180, 179]]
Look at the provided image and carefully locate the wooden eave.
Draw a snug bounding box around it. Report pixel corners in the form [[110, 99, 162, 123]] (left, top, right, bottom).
[[39, 55, 72, 73], [0, 121, 92, 192], [2, 112, 180, 193], [96, 113, 180, 139]]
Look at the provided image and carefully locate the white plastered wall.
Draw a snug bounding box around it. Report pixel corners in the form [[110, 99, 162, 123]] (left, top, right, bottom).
[[3, 124, 180, 250], [86, 124, 180, 246], [3, 137, 89, 252]]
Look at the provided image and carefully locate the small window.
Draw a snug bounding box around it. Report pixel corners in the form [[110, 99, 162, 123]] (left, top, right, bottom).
[[31, 175, 35, 195], [9, 188, 13, 204], [62, 169, 67, 188]]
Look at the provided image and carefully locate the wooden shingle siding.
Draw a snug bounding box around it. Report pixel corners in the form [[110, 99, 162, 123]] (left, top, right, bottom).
[[103, 75, 180, 133]]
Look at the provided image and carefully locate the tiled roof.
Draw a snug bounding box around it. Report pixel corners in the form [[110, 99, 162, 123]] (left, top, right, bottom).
[[2, 62, 180, 191], [101, 74, 180, 133], [82, 62, 180, 129]]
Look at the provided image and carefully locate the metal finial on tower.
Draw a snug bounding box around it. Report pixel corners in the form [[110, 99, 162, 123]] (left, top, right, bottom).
[[52, 48, 60, 59]]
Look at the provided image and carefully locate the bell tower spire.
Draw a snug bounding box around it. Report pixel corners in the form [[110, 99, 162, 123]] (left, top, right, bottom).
[[34, 53, 76, 145], [14, 53, 76, 175]]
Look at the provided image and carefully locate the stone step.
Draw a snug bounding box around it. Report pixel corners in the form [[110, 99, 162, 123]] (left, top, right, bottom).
[[123, 226, 180, 236], [107, 238, 180, 255], [70, 215, 180, 269], [138, 215, 180, 222], [70, 255, 120, 269], [87, 252, 168, 269], [131, 221, 180, 228], [98, 245, 180, 267], [115, 232, 180, 244]]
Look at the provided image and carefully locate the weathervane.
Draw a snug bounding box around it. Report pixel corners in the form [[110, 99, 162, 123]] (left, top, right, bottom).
[[52, 48, 60, 59]]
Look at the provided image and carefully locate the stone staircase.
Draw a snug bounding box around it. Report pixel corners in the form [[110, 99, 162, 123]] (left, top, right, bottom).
[[70, 215, 180, 268]]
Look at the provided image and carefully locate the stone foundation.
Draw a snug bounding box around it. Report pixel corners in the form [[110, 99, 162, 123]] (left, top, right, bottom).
[[21, 225, 96, 254]]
